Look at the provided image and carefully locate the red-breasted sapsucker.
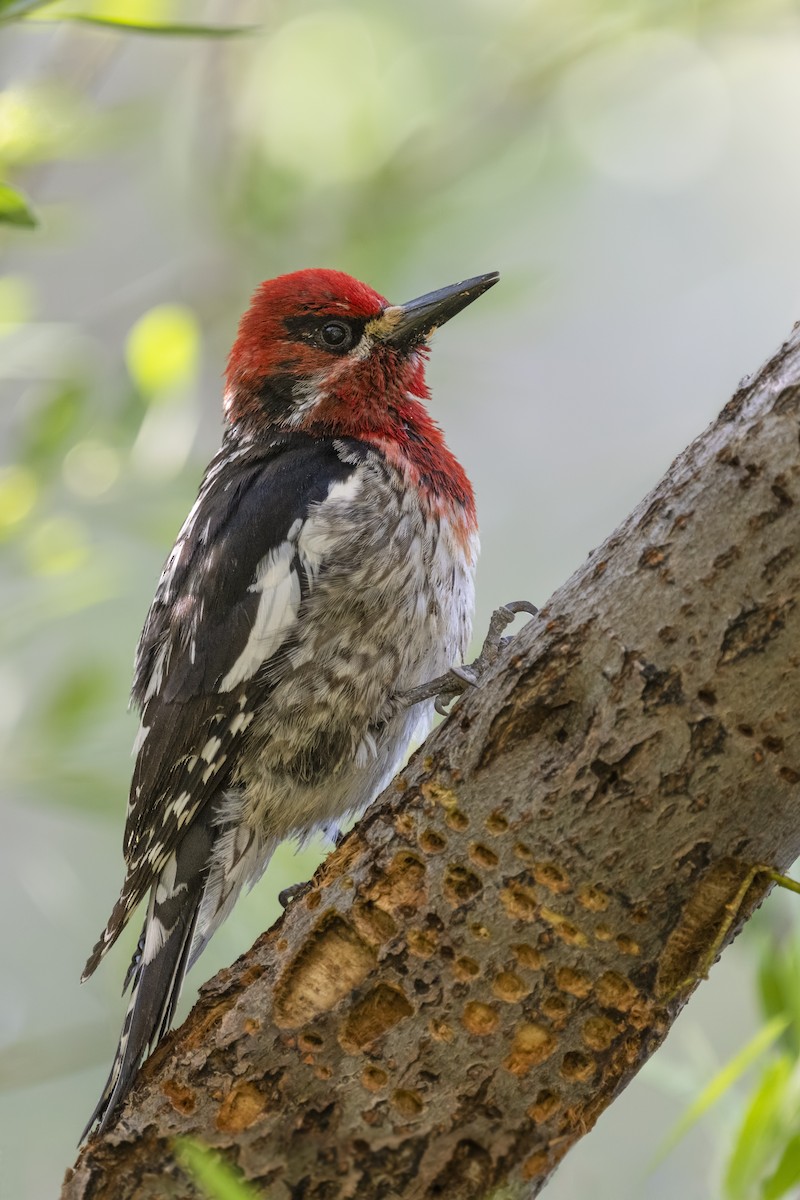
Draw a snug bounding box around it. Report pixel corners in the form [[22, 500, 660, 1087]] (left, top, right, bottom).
[[81, 268, 499, 1136]]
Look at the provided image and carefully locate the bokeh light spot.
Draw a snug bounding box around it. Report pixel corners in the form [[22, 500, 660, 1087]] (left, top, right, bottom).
[[125, 304, 200, 399], [0, 275, 34, 327], [62, 440, 120, 499], [0, 465, 37, 533], [26, 515, 89, 576], [244, 11, 433, 184], [0, 90, 42, 165], [131, 405, 197, 481]]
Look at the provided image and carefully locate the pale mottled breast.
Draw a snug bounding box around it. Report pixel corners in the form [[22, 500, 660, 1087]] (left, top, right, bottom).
[[294, 452, 477, 682], [239, 449, 477, 786]]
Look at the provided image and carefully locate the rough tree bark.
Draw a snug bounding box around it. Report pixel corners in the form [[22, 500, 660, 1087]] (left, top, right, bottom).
[[63, 328, 800, 1200]]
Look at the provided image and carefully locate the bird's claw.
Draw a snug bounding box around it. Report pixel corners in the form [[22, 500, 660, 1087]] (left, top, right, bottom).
[[450, 664, 479, 688], [278, 880, 312, 908], [407, 599, 539, 715], [499, 600, 539, 620]]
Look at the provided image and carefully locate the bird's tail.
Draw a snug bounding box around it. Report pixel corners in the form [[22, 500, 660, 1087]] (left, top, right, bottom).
[[82, 820, 214, 1140]]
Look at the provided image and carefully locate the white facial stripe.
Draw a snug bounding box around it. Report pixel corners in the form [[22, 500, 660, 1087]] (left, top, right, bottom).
[[284, 369, 330, 428], [222, 385, 237, 420], [350, 330, 375, 362]]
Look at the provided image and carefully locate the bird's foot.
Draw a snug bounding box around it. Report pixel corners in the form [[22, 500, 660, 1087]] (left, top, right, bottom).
[[279, 831, 348, 909], [278, 880, 313, 908], [403, 600, 539, 715]]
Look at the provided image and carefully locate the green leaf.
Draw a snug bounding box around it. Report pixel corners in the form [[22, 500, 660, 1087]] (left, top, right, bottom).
[[40, 14, 257, 35], [760, 952, 787, 1026], [175, 1140, 259, 1200], [758, 941, 800, 1056], [653, 1015, 790, 1165], [0, 182, 38, 228], [0, 0, 56, 21], [0, 0, 258, 30], [763, 1131, 800, 1200], [724, 1057, 793, 1200]]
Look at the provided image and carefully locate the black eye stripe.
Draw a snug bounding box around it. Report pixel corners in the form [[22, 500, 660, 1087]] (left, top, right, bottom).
[[283, 313, 365, 355]]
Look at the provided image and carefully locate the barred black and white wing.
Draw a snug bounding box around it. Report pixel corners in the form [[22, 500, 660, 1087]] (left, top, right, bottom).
[[82, 431, 366, 1134]]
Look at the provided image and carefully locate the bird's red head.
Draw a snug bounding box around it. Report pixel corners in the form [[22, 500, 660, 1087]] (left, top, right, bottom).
[[225, 269, 389, 422], [225, 267, 498, 519]]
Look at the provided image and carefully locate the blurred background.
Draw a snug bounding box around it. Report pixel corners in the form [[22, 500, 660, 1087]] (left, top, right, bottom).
[[2, 0, 800, 1196]]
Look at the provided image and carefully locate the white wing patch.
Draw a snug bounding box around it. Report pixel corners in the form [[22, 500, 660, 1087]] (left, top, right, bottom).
[[298, 473, 364, 579], [219, 540, 301, 692], [229, 710, 254, 737], [322, 473, 363, 506], [200, 736, 222, 762], [218, 473, 364, 693]]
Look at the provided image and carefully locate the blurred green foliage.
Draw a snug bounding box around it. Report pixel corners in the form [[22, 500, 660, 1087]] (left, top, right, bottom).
[[725, 938, 800, 1199], [641, 917, 800, 1200], [177, 1140, 260, 1200], [655, 1016, 791, 1167], [0, 181, 37, 226], [0, 0, 254, 34]]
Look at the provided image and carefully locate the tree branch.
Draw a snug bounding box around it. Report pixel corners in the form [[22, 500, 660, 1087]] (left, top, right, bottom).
[[63, 328, 800, 1200]]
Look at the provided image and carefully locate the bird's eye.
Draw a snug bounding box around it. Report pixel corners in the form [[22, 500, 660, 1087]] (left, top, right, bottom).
[[319, 321, 352, 351]]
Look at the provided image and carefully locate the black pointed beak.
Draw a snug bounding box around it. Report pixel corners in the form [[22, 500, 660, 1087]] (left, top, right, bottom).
[[372, 271, 500, 349]]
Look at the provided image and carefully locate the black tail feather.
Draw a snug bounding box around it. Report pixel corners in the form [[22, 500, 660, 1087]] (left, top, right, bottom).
[[82, 818, 215, 1141], [122, 927, 146, 996], [81, 888, 202, 1140]]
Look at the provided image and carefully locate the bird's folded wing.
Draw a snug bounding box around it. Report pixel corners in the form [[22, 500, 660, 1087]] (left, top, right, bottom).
[[83, 434, 368, 978]]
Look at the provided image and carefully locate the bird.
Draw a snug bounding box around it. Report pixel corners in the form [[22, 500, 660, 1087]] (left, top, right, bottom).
[[81, 267, 501, 1138]]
